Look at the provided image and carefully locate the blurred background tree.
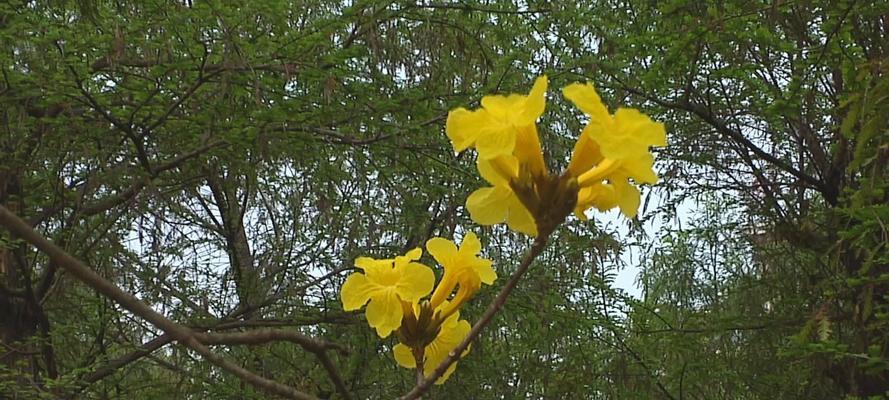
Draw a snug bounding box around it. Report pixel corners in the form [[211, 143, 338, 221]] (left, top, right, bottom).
[[0, 0, 885, 398]]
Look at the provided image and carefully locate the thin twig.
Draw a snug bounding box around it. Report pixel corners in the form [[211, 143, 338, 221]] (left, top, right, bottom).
[[195, 329, 347, 355], [72, 333, 173, 395]]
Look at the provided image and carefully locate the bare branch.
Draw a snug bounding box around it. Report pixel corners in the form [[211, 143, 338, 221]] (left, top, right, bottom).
[[71, 333, 174, 395], [66, 261, 351, 396], [195, 329, 347, 355], [196, 329, 354, 400], [0, 205, 318, 400], [316, 350, 352, 400]]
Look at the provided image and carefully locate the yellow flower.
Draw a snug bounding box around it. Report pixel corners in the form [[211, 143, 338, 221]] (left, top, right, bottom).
[[446, 76, 548, 160], [465, 154, 538, 236], [563, 82, 666, 219], [447, 76, 665, 232], [426, 232, 496, 316], [392, 310, 472, 384], [563, 83, 666, 161], [340, 248, 435, 338]]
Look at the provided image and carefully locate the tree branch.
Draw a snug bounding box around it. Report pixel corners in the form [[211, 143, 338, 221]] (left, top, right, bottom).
[[195, 329, 347, 355], [71, 333, 174, 396], [196, 328, 352, 398], [611, 83, 832, 202], [68, 263, 350, 396], [0, 205, 318, 400]]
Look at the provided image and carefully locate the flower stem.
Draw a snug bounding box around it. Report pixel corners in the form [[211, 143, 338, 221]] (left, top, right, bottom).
[[412, 346, 425, 387]]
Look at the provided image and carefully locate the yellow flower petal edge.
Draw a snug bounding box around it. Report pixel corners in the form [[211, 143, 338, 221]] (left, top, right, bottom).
[[466, 184, 537, 236]]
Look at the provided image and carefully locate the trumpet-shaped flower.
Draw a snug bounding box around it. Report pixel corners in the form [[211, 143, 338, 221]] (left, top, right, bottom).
[[340, 248, 435, 338], [426, 232, 496, 315], [563, 82, 666, 219], [446, 76, 548, 160], [465, 154, 538, 236], [393, 310, 472, 384], [447, 76, 665, 234]]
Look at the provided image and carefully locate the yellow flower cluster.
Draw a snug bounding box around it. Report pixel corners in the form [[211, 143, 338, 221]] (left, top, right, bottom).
[[340, 232, 494, 383], [339, 76, 666, 387], [447, 76, 666, 236]]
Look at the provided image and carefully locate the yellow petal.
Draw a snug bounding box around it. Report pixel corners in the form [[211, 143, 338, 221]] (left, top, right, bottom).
[[475, 127, 516, 160], [615, 108, 667, 147], [505, 196, 537, 236], [567, 128, 604, 177], [474, 259, 496, 285], [428, 362, 459, 385], [394, 261, 435, 302], [426, 237, 459, 267], [425, 318, 472, 384], [563, 82, 610, 123], [613, 180, 641, 219], [479, 93, 519, 116], [594, 108, 665, 160], [459, 232, 481, 256], [477, 156, 518, 186], [466, 186, 510, 226], [365, 291, 403, 338], [340, 272, 375, 311], [428, 271, 457, 310], [515, 75, 548, 126], [438, 301, 460, 321], [445, 108, 490, 153], [480, 92, 535, 122], [513, 124, 547, 176], [575, 184, 618, 216], [393, 343, 415, 368], [354, 257, 392, 276], [451, 320, 472, 357], [621, 153, 658, 184], [399, 247, 423, 263]]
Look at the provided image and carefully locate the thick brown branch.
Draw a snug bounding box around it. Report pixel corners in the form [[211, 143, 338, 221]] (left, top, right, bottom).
[[0, 205, 318, 400], [68, 264, 350, 396], [195, 329, 352, 399]]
